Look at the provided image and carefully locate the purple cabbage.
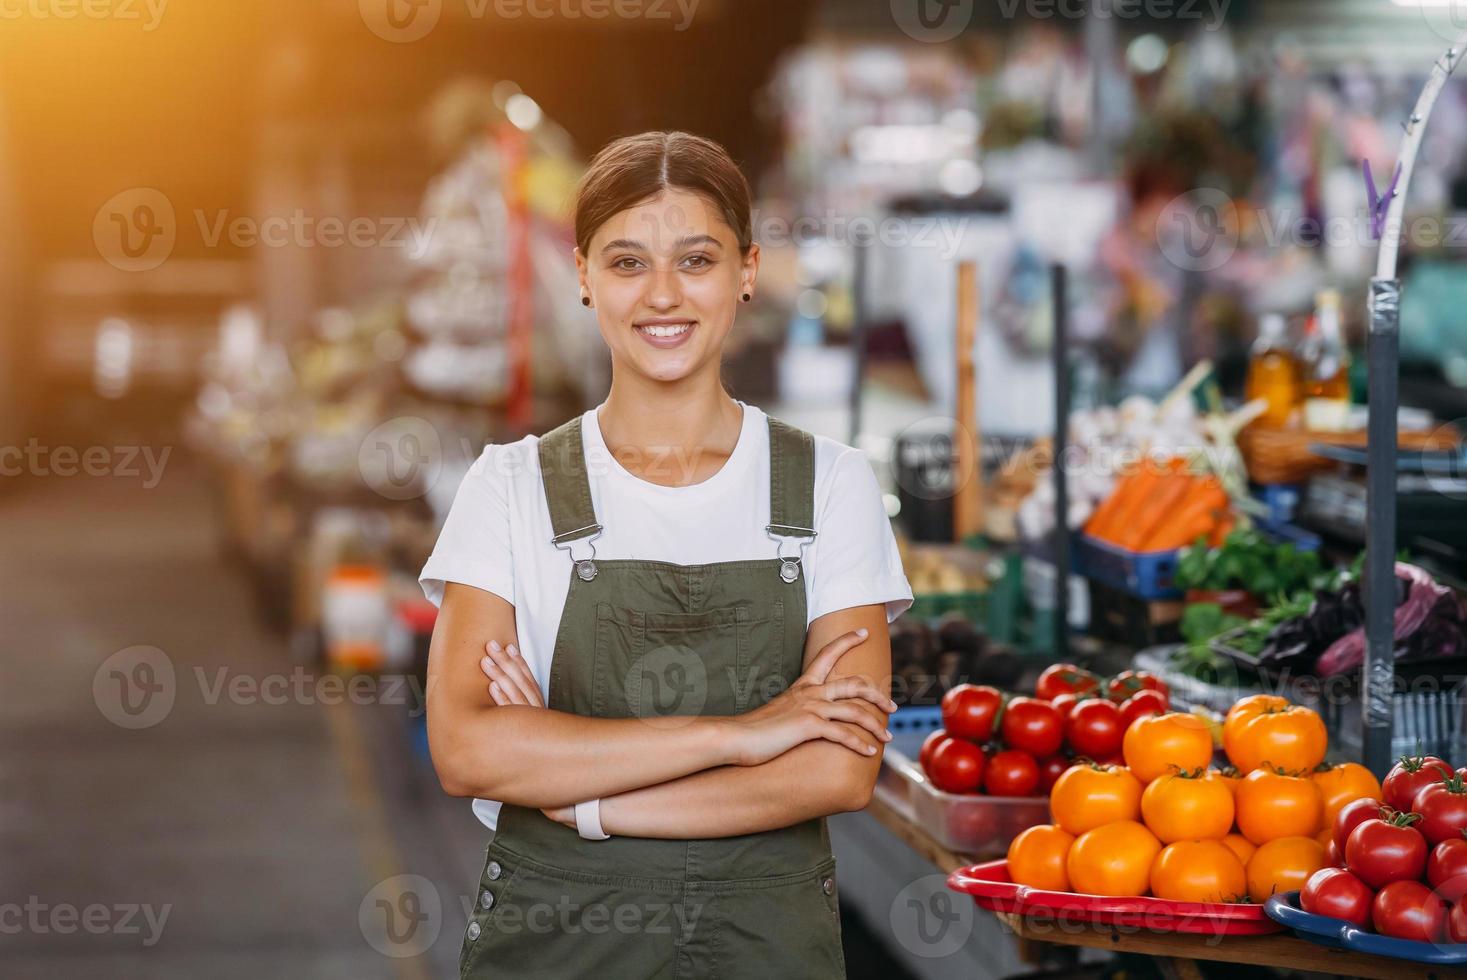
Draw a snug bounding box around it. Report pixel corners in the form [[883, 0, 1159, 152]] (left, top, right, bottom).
[[1314, 563, 1467, 677]]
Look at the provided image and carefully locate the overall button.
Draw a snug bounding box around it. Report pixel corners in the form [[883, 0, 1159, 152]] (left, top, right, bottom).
[[486, 861, 502, 880], [821, 877, 835, 896], [466, 921, 482, 941], [480, 890, 495, 911]]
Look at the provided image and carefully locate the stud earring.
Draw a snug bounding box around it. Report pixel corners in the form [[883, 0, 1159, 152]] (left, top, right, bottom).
[[741, 292, 752, 303], [581, 295, 591, 307]]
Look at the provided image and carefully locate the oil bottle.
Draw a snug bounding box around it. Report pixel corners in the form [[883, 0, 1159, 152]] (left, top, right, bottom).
[[1300, 289, 1351, 431], [1245, 313, 1302, 428]]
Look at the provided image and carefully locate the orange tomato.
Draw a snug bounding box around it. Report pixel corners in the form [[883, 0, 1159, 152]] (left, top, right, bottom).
[[1049, 764, 1142, 836], [1245, 836, 1327, 903], [1223, 694, 1288, 748], [1222, 833, 1257, 866], [1212, 766, 1242, 797], [1235, 767, 1324, 845], [1312, 762, 1383, 826], [1007, 824, 1075, 891], [1141, 770, 1235, 842], [1067, 821, 1162, 897], [1225, 702, 1327, 774], [1123, 712, 1215, 783], [1150, 840, 1248, 903]]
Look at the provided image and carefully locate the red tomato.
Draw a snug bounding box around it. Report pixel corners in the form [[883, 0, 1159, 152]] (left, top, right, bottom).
[[985, 749, 1041, 797], [1346, 813, 1429, 889], [1412, 776, 1467, 846], [926, 737, 986, 794], [1036, 663, 1101, 702], [1451, 900, 1467, 943], [1094, 752, 1126, 767], [1037, 755, 1071, 793], [1000, 697, 1065, 758], [1300, 868, 1375, 929], [1106, 670, 1169, 704], [1372, 880, 1447, 943], [941, 685, 1003, 744], [1066, 698, 1125, 759], [919, 731, 949, 772], [1050, 692, 1079, 718], [1428, 837, 1467, 902], [1119, 689, 1169, 727], [1382, 755, 1453, 812], [1325, 839, 1343, 868], [1334, 797, 1384, 851]]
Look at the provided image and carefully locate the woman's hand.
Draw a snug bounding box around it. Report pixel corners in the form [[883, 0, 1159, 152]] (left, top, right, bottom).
[[478, 642, 573, 824], [479, 640, 544, 708], [726, 628, 896, 767]]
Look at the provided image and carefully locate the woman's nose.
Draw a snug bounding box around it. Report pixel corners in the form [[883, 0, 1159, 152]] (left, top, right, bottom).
[[643, 268, 682, 310]]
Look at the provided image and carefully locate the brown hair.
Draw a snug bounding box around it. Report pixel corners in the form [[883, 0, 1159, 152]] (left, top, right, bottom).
[[574, 132, 753, 256]]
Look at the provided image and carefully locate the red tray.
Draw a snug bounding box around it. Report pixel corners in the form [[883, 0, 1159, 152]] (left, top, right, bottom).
[[947, 860, 1283, 937]]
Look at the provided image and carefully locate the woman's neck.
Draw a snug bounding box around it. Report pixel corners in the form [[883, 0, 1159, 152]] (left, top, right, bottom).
[[597, 371, 744, 487]]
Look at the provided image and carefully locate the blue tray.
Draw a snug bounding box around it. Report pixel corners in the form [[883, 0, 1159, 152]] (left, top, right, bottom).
[[1265, 891, 1467, 964], [1077, 523, 1321, 601]]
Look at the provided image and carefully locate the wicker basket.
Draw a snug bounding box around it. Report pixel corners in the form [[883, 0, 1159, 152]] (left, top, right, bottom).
[[1239, 426, 1459, 485]]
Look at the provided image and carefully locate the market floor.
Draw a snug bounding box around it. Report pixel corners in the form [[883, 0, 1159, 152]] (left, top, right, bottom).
[[1, 459, 913, 979], [0, 460, 486, 979]]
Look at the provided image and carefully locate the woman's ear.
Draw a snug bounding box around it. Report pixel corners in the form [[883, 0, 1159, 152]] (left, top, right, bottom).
[[574, 247, 592, 307], [739, 243, 760, 301]]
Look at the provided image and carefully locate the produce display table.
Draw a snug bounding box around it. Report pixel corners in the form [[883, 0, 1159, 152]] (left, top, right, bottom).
[[865, 794, 1467, 980]]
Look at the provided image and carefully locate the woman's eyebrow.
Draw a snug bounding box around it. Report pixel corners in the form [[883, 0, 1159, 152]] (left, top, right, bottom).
[[600, 238, 646, 253], [674, 234, 722, 250]]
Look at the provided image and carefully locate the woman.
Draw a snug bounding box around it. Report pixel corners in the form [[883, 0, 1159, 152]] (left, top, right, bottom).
[[420, 131, 913, 979]]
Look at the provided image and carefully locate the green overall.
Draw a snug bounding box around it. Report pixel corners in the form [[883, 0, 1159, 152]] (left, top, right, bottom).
[[458, 413, 845, 979]]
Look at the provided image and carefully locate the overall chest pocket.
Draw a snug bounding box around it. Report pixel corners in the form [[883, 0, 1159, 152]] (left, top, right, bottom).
[[592, 601, 786, 720]]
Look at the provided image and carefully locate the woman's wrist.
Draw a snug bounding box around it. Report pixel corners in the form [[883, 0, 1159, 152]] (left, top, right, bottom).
[[696, 716, 743, 767]]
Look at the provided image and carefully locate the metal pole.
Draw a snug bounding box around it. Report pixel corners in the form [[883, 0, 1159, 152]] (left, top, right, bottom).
[[849, 237, 870, 446], [1052, 264, 1070, 659], [1363, 279, 1400, 776]]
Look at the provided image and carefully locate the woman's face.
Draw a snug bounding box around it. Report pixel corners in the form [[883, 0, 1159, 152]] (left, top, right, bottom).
[[578, 188, 758, 384]]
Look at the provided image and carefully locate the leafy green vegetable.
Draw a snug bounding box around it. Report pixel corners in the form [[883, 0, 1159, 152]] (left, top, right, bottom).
[[1180, 602, 1247, 646], [1173, 528, 1325, 599]]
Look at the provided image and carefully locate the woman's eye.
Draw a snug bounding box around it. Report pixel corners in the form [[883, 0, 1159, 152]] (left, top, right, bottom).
[[614, 257, 642, 272], [682, 255, 711, 270]]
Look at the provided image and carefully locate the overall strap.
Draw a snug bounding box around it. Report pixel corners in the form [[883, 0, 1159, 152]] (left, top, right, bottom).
[[766, 416, 816, 539], [537, 416, 601, 545]]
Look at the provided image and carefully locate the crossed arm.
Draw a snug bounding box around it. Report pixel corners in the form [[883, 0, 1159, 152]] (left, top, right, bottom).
[[426, 581, 895, 838]]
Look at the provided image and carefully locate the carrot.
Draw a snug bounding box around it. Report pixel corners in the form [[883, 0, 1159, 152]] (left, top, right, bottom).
[[1117, 473, 1198, 551], [1141, 478, 1229, 551], [1084, 472, 1137, 540], [1091, 460, 1165, 543], [1208, 515, 1236, 548]]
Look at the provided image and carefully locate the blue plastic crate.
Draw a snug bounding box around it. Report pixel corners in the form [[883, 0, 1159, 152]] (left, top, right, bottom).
[[888, 704, 943, 738], [1076, 524, 1321, 601], [1075, 535, 1184, 599], [1252, 482, 1303, 525]]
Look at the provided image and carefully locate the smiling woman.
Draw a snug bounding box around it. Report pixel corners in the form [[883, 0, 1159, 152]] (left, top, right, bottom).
[[420, 131, 913, 979]]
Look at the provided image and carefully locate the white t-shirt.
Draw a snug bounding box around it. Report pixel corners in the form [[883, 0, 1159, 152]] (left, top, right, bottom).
[[419, 400, 914, 829]]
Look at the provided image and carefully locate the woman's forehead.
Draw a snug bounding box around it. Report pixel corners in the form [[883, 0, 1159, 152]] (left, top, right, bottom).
[[592, 189, 736, 251]]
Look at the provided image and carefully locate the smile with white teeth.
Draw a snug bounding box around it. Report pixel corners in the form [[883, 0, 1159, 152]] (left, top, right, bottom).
[[637, 323, 692, 337]]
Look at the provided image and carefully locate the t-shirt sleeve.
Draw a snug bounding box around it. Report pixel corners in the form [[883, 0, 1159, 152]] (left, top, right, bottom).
[[419, 445, 514, 608], [806, 446, 914, 624]]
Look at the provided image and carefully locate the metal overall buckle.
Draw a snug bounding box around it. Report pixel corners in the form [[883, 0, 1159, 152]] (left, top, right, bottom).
[[766, 524, 817, 583], [552, 523, 603, 582]]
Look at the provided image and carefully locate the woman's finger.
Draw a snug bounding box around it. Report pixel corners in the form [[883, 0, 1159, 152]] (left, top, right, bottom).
[[800, 628, 868, 686], [817, 719, 881, 756], [488, 681, 512, 707], [485, 640, 543, 707], [817, 700, 892, 742], [480, 656, 530, 705], [819, 675, 897, 713]]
